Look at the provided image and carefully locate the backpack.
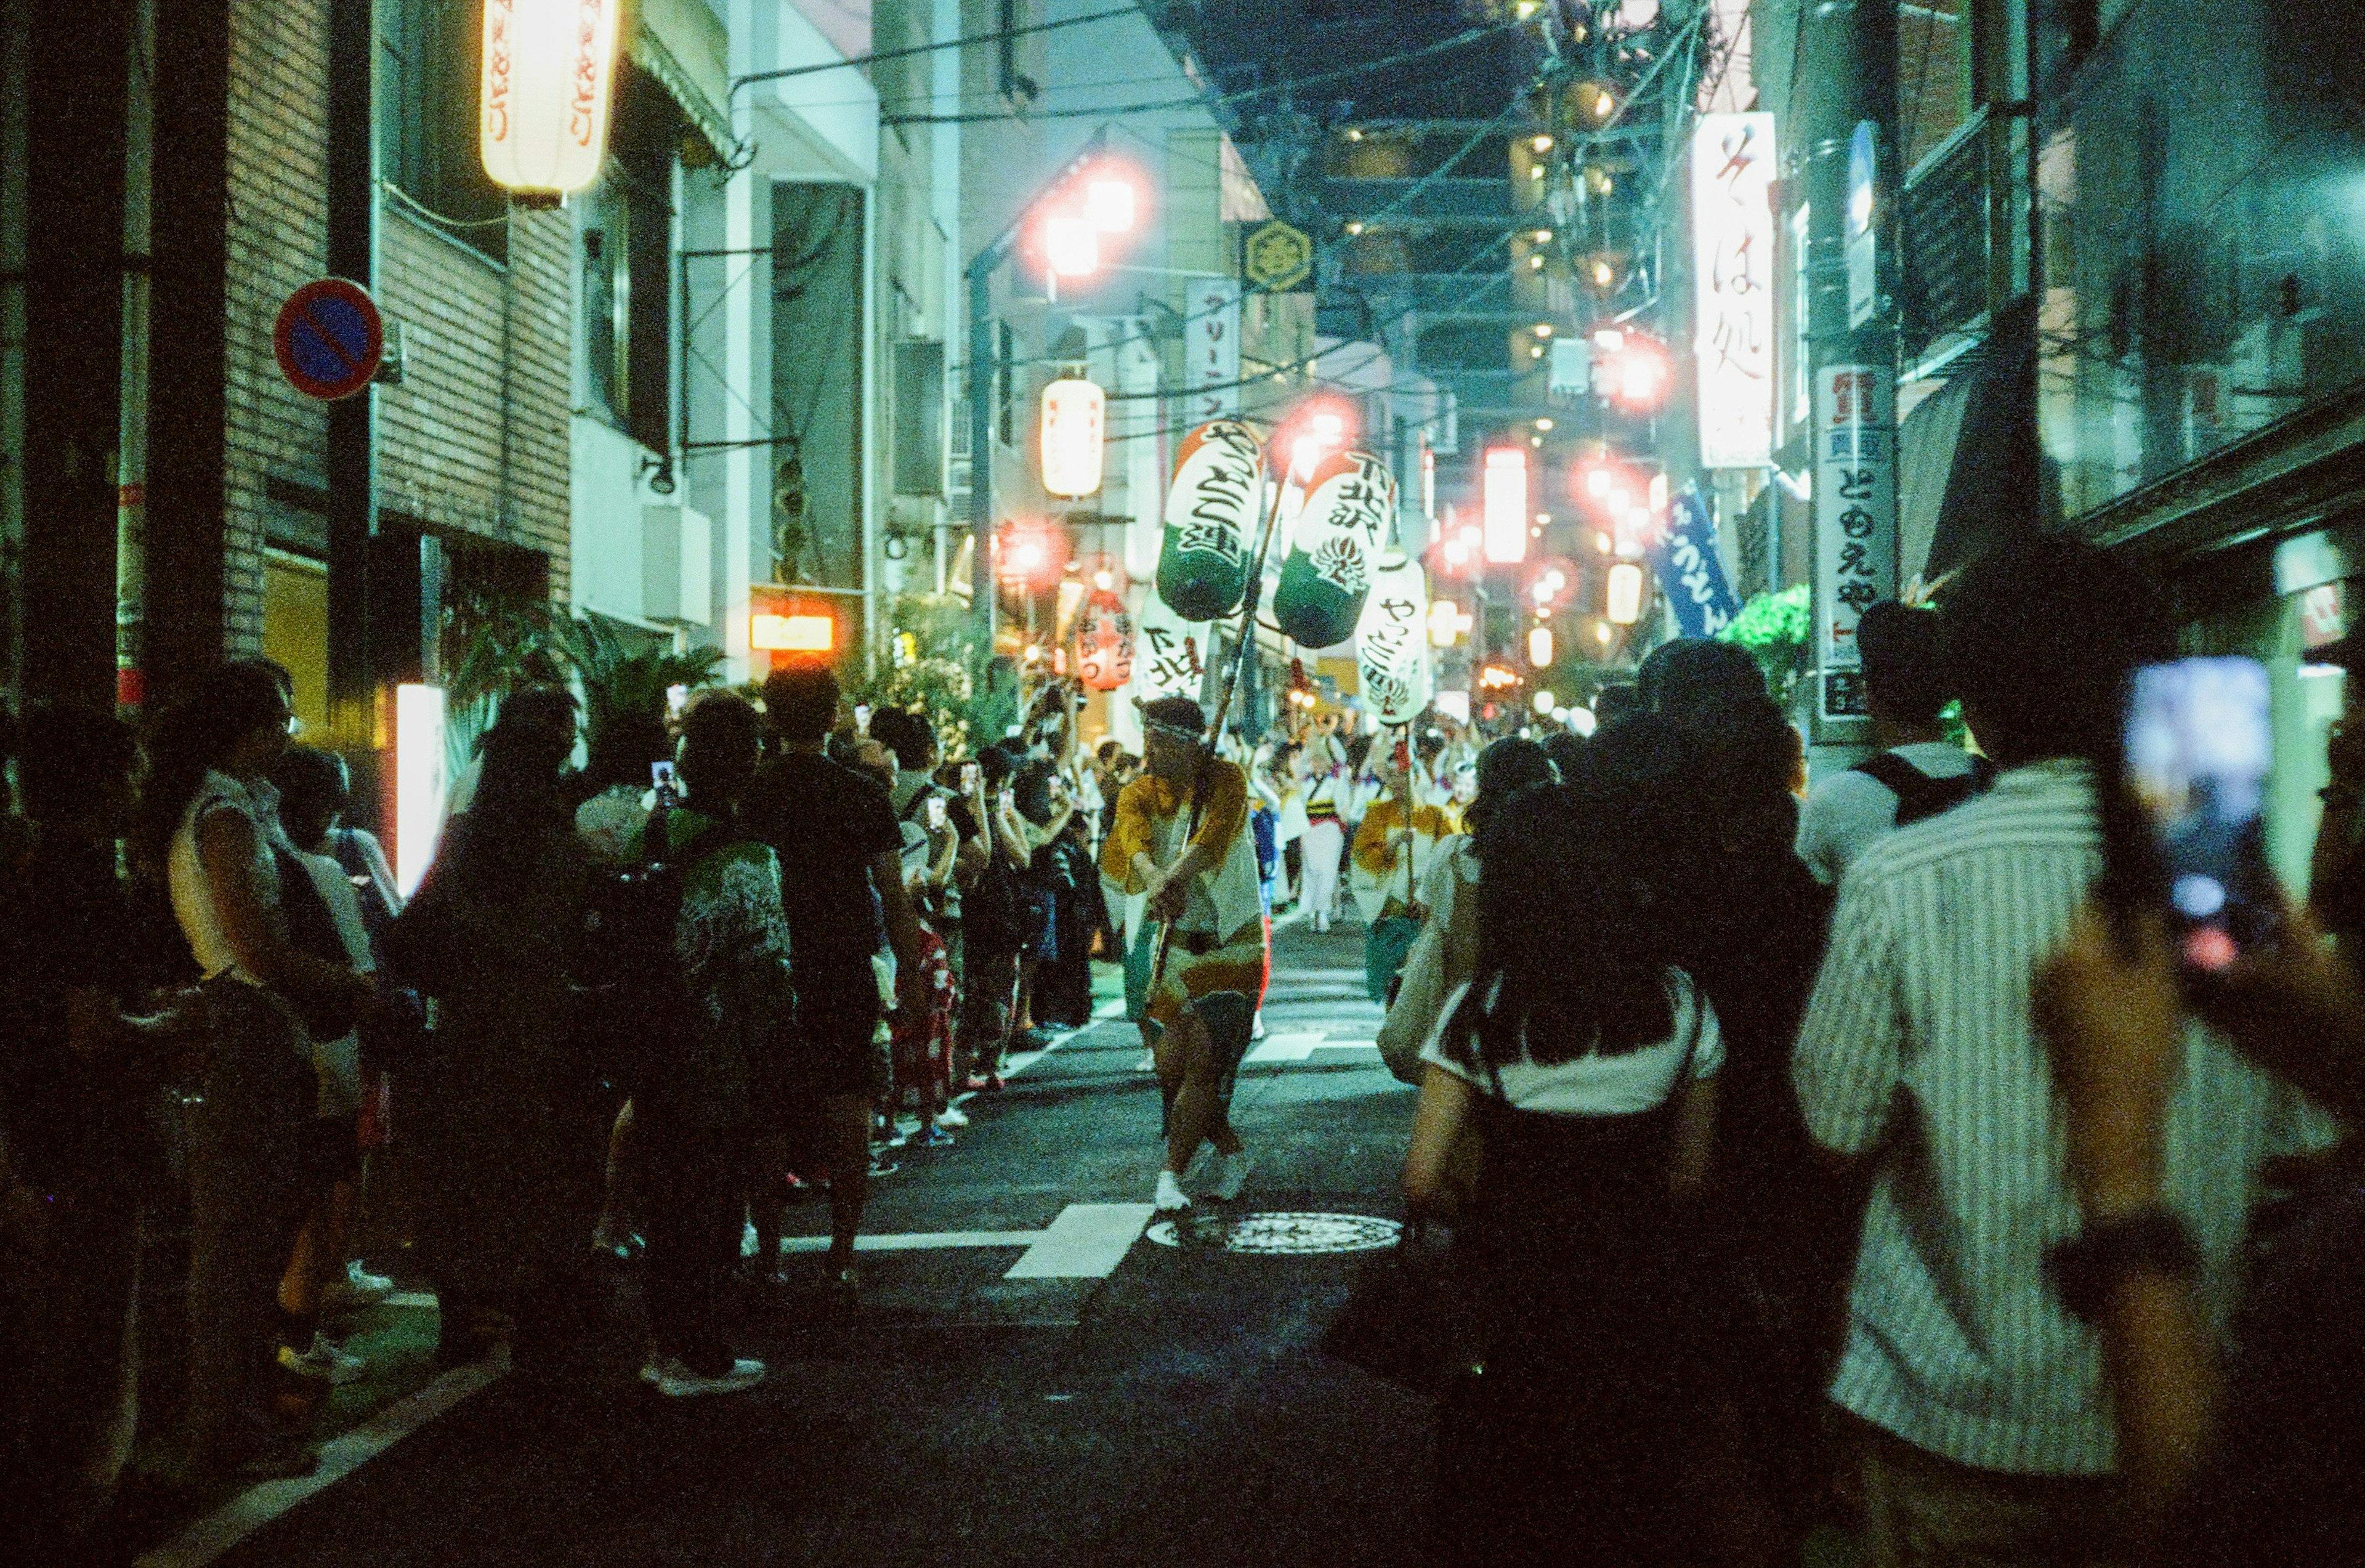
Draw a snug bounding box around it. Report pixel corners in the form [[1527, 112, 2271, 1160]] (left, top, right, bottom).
[[572, 803, 719, 1097], [1851, 750, 1998, 827]]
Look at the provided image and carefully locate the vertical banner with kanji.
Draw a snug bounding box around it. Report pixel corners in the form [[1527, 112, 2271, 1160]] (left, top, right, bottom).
[[1647, 488, 1742, 640], [1183, 280, 1242, 426], [1814, 363, 1898, 725]]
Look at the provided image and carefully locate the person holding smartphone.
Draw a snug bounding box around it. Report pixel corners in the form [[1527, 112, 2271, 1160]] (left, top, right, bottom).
[[872, 708, 963, 1146], [1792, 533, 2331, 1567]]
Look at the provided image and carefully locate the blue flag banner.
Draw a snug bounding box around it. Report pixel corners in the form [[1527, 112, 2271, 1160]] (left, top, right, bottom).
[[1647, 488, 1742, 639]]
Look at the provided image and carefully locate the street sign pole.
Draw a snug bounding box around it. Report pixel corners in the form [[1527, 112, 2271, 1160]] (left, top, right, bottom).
[[325, 0, 377, 758], [1804, 0, 1901, 748]]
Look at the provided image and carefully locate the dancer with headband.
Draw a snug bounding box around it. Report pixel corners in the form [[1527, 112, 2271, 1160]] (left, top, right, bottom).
[[1103, 695, 1271, 1213]]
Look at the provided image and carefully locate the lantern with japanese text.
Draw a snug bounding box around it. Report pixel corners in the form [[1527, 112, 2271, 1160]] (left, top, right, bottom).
[[480, 0, 622, 198], [1275, 450, 1394, 650], [1356, 548, 1432, 727], [1077, 588, 1134, 690], [1129, 589, 1207, 704], [1156, 419, 1261, 621], [1039, 375, 1106, 498]]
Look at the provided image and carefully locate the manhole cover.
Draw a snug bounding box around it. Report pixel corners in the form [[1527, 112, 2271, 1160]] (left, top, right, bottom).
[[1145, 1211, 1402, 1255]]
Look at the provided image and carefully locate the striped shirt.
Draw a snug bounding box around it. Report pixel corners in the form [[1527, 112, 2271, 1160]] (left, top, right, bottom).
[[1793, 758, 2330, 1476]]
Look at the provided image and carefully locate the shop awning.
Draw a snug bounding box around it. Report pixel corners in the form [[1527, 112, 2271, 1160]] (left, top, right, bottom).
[[1898, 369, 1975, 592], [1925, 294, 2053, 586], [629, 15, 739, 169]]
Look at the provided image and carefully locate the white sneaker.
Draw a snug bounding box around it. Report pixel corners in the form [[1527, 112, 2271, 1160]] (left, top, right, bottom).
[[651, 1356, 766, 1398], [934, 1105, 969, 1130], [1154, 1170, 1192, 1213], [279, 1332, 366, 1385], [323, 1259, 394, 1310], [1205, 1150, 1255, 1203]]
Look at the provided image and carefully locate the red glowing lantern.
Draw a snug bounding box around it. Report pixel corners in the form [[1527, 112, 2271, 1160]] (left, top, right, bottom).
[[1077, 588, 1134, 690]]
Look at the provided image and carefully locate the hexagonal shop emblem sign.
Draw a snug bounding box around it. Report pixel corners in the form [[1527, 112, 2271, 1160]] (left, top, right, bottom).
[[1243, 220, 1314, 293]]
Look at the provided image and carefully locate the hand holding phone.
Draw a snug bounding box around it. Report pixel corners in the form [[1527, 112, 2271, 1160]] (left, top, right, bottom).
[[2120, 657, 2281, 971], [651, 759, 679, 802]]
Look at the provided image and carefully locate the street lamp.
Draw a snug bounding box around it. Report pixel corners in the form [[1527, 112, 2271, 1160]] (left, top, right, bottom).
[[966, 132, 1136, 644]]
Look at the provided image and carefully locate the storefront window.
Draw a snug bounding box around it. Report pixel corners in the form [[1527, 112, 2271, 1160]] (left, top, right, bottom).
[[2036, 0, 2365, 518]]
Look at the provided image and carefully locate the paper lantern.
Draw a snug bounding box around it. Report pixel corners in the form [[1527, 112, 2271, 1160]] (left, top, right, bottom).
[[1483, 447, 1529, 564], [1039, 376, 1106, 498], [1157, 419, 1263, 621], [1276, 449, 1395, 649], [480, 0, 621, 198], [1077, 589, 1134, 691], [1356, 548, 1432, 727], [1130, 589, 1207, 702]]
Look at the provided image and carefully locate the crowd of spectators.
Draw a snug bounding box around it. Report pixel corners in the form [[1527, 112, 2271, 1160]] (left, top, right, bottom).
[[0, 654, 1146, 1555], [1385, 531, 2358, 1566]]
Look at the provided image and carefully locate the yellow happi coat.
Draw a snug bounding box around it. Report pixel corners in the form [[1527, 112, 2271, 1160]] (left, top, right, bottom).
[[1101, 759, 1269, 1029]]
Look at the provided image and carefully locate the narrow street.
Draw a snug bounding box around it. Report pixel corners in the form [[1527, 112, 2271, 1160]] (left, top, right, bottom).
[[158, 923, 1430, 1568]]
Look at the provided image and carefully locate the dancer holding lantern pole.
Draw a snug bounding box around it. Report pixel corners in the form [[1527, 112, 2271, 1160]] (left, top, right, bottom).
[[1103, 694, 1269, 1212]]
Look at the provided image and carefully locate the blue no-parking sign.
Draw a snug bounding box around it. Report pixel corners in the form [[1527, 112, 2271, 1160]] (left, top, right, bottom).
[[273, 277, 383, 401]]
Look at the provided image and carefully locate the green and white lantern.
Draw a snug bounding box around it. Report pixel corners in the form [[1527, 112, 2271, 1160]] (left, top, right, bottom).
[[1155, 419, 1263, 621], [1274, 450, 1395, 649]]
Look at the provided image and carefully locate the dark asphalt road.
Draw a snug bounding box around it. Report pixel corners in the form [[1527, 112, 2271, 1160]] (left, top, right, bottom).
[[192, 920, 1431, 1568]]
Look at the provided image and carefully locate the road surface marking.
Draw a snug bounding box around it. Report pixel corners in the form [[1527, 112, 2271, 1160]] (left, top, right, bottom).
[[779, 1229, 1046, 1253], [1245, 1032, 1327, 1063], [134, 1353, 508, 1568], [1003, 1202, 1157, 1279]]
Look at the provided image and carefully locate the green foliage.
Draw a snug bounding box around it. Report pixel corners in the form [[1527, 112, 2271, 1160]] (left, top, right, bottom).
[[1716, 584, 1814, 711], [440, 594, 573, 715], [560, 616, 726, 759], [439, 593, 725, 759], [858, 591, 992, 759]]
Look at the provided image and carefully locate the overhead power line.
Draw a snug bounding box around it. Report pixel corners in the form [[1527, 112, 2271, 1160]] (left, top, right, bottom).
[[881, 23, 1517, 126], [732, 4, 1142, 93]]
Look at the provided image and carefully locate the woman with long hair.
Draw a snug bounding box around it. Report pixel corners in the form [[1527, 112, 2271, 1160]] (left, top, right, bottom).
[[151, 661, 377, 1479], [389, 703, 604, 1373], [1376, 735, 1557, 1085], [1638, 637, 1841, 1561], [1404, 716, 1720, 1566]]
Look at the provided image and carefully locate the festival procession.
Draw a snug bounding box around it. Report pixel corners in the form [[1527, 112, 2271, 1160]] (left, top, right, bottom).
[[2, 0, 2361, 1563]]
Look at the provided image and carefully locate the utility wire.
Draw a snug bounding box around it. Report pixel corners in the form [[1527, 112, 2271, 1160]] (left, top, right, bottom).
[[883, 23, 1516, 125], [732, 3, 1142, 92]]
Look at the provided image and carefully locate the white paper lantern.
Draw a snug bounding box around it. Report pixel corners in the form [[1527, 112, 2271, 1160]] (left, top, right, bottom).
[[1039, 376, 1107, 498], [480, 0, 622, 198], [1130, 589, 1208, 703], [1356, 548, 1432, 727]]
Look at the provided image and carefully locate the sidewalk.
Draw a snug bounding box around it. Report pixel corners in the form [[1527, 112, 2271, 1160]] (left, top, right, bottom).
[[114, 963, 1135, 1566]]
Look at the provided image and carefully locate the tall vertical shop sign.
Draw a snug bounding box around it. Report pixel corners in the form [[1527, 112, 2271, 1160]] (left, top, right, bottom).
[[1814, 365, 1898, 723], [1184, 280, 1242, 426], [1690, 111, 1777, 471]]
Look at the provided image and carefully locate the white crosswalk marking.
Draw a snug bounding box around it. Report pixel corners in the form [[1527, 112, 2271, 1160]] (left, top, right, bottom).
[[1245, 1032, 1381, 1063], [1003, 1203, 1158, 1279], [1244, 1032, 1325, 1062]]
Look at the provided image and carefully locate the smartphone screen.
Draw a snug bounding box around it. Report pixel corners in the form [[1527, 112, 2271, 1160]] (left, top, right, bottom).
[[961, 762, 979, 794], [2123, 657, 2280, 971], [854, 704, 872, 736], [650, 759, 679, 799], [926, 794, 948, 831]]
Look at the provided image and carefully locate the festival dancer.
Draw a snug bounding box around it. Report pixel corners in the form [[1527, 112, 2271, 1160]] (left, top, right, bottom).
[[1104, 696, 1271, 1213]]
